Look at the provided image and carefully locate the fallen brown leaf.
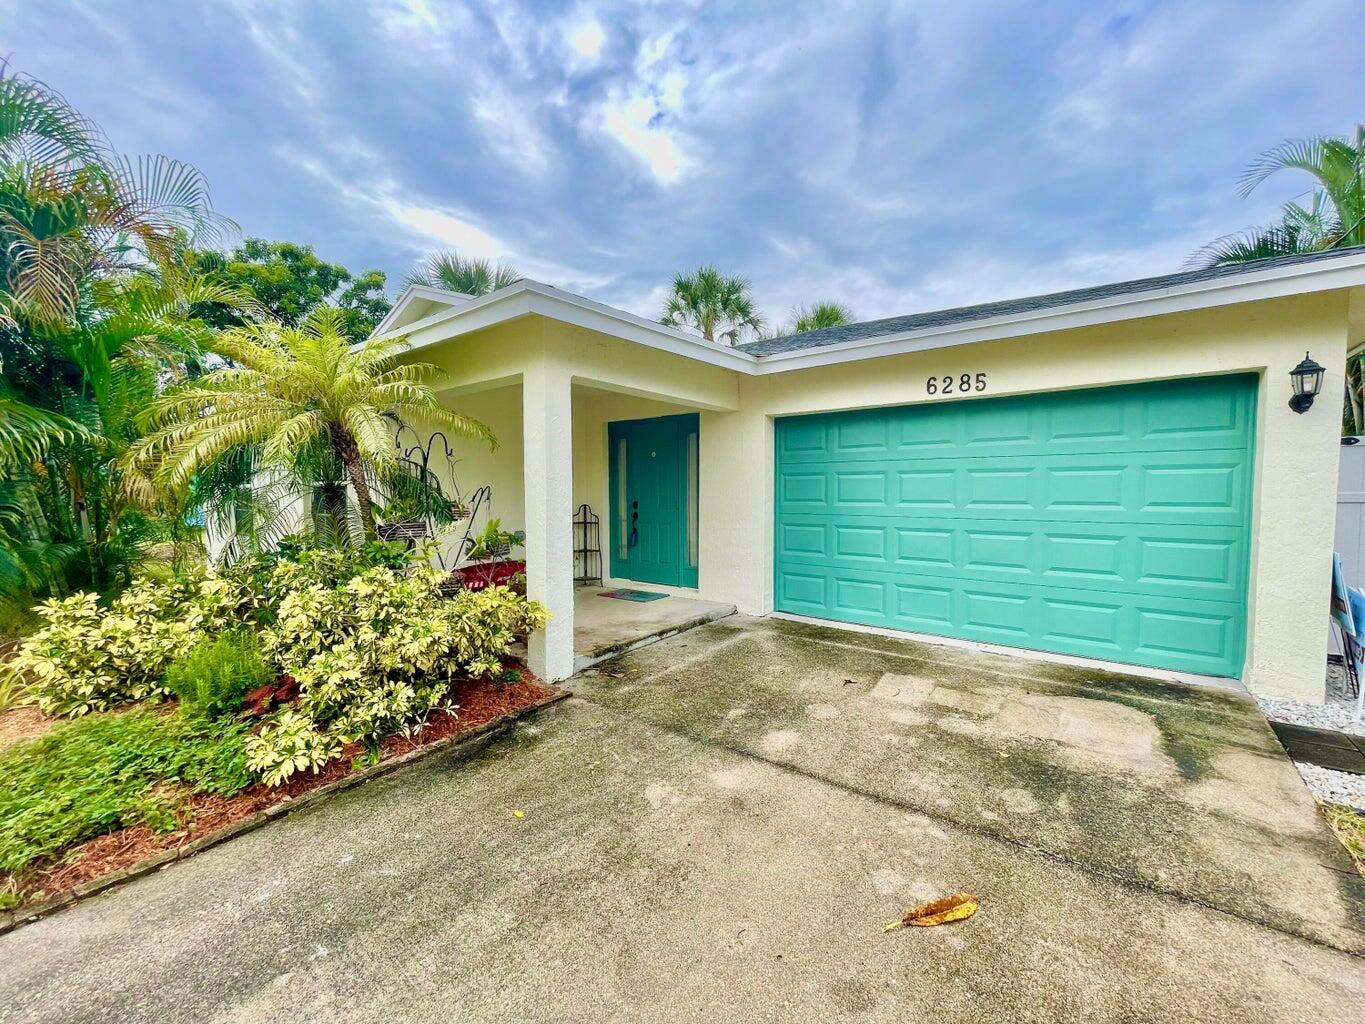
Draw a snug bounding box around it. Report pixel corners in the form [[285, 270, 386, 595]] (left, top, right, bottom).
[[883, 892, 979, 932]]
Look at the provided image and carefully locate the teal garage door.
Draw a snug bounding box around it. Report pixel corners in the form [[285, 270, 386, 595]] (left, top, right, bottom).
[[774, 375, 1257, 677]]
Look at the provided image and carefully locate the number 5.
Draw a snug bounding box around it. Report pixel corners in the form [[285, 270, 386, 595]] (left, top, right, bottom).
[[975, 372, 987, 392]]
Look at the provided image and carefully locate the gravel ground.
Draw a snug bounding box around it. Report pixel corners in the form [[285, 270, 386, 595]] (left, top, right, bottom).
[[1256, 664, 1365, 809], [1292, 761, 1365, 811], [1258, 663, 1365, 738]]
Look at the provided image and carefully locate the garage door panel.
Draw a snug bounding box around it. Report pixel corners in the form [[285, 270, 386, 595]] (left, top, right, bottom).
[[779, 517, 1245, 603], [775, 375, 1256, 466], [778, 521, 827, 558], [780, 564, 1248, 672], [1039, 596, 1124, 652], [833, 524, 886, 561], [777, 450, 1251, 527], [963, 529, 1034, 575], [776, 570, 827, 613], [774, 375, 1256, 677], [894, 582, 955, 629], [894, 526, 956, 569], [1133, 607, 1236, 666], [894, 469, 956, 508]]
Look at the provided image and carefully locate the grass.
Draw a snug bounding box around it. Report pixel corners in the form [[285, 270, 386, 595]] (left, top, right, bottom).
[[0, 660, 29, 714], [0, 707, 254, 879], [1324, 803, 1365, 875]]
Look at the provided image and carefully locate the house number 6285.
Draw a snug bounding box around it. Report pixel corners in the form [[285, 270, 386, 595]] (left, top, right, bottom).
[[926, 372, 987, 395]]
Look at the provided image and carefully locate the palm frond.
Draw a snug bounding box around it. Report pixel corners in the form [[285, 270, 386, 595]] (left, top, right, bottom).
[[403, 250, 521, 296], [660, 264, 764, 344], [0, 393, 88, 471], [0, 58, 102, 166]]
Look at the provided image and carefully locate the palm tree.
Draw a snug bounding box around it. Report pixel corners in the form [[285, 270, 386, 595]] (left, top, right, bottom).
[[786, 301, 853, 335], [660, 265, 764, 344], [0, 63, 232, 329], [404, 250, 520, 296], [1194, 126, 1365, 269], [132, 306, 496, 540], [0, 60, 236, 604], [1193, 125, 1365, 432]]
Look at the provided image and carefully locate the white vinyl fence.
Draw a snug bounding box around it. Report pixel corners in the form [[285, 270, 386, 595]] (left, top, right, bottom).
[[1331, 439, 1365, 656]]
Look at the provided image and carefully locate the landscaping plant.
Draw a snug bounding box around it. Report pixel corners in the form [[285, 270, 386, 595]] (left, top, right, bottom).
[[130, 305, 496, 541], [247, 556, 547, 784], [0, 708, 252, 878], [8, 538, 548, 786], [164, 630, 272, 720], [12, 574, 250, 716]]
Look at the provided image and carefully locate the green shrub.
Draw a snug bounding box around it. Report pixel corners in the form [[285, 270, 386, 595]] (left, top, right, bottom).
[[0, 709, 252, 875], [248, 562, 547, 784], [243, 708, 341, 787], [164, 631, 273, 719], [11, 574, 252, 717], [227, 535, 411, 609], [9, 541, 550, 791]]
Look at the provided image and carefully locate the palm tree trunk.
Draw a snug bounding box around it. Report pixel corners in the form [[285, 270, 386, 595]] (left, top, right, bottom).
[[331, 425, 376, 541]]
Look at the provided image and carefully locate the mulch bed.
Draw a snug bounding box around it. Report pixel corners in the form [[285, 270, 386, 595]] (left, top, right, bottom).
[[0, 704, 54, 753], [4, 671, 554, 912]]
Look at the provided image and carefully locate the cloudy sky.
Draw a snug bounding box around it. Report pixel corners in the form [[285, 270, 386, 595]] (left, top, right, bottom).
[[3, 1, 1362, 327]]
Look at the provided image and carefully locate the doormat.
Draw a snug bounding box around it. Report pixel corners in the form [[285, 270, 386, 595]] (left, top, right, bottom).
[[598, 588, 668, 602]]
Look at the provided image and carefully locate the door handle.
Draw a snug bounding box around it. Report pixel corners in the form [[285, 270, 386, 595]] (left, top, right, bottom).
[[629, 501, 639, 547]]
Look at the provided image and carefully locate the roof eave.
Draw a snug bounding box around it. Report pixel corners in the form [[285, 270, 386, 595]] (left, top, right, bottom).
[[374, 279, 759, 372], [748, 249, 1365, 373]]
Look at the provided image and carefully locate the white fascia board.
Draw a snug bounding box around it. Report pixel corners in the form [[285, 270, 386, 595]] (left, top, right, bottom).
[[380, 279, 758, 372], [750, 251, 1365, 374], [371, 284, 478, 337], [372, 251, 1365, 377]]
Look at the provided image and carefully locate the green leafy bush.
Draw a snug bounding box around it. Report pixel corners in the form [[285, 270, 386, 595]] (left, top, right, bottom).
[[250, 561, 547, 782], [228, 535, 410, 610], [9, 539, 549, 789], [243, 708, 342, 787], [12, 574, 251, 716], [164, 631, 273, 719], [0, 709, 252, 875], [465, 518, 524, 561]]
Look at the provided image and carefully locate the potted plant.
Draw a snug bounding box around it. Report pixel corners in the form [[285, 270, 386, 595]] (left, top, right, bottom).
[[453, 519, 528, 594], [377, 496, 429, 543]]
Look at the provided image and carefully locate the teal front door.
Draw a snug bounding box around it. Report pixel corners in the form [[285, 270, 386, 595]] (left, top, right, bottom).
[[774, 375, 1257, 677], [609, 414, 698, 588]]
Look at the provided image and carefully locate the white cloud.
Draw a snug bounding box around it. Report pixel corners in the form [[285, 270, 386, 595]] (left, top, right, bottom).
[[565, 18, 607, 62], [385, 202, 504, 259], [599, 91, 686, 184], [471, 85, 553, 175]]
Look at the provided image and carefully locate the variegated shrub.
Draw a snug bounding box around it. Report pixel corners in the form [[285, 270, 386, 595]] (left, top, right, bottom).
[[12, 574, 253, 717], [261, 561, 547, 753]]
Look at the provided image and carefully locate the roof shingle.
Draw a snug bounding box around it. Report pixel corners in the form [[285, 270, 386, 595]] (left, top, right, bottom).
[[736, 246, 1365, 358]]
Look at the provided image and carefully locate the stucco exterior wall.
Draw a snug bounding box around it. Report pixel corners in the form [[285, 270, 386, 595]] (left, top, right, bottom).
[[401, 385, 526, 565], [700, 293, 1349, 702], [415, 292, 1351, 699]]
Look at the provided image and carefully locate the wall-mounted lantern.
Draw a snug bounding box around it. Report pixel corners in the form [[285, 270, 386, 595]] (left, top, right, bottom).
[[1288, 352, 1325, 413]]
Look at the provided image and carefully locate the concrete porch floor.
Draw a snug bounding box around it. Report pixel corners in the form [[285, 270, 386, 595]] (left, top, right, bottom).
[[572, 586, 734, 671]]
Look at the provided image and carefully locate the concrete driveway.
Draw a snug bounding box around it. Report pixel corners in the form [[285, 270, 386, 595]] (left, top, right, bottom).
[[3, 615, 1363, 1022]]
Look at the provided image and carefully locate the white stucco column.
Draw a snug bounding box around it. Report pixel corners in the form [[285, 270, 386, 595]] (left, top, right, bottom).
[[522, 362, 576, 681]]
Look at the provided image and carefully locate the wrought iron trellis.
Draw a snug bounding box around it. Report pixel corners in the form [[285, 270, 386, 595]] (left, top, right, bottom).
[[379, 417, 493, 569]]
